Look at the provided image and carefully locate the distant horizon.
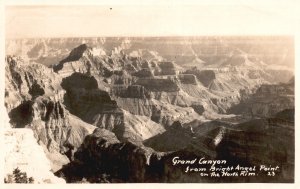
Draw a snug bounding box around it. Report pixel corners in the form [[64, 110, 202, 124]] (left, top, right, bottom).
[[5, 35, 294, 71]]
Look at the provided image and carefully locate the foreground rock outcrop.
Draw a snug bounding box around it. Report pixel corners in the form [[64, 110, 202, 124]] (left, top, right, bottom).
[[4, 110, 65, 184]]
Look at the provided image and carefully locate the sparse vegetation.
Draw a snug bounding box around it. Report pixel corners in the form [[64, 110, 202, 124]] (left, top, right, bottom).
[[4, 167, 34, 184]]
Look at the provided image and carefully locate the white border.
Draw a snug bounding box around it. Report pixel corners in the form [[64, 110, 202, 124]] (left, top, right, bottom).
[[1, 0, 299, 189]]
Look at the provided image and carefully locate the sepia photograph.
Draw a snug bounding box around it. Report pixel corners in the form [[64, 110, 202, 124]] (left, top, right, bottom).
[[1, 0, 298, 186]]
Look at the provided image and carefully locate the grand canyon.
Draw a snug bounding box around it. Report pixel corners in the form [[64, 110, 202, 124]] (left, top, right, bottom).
[[4, 36, 294, 183]]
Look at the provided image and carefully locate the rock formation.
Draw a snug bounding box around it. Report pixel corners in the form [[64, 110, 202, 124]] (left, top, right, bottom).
[[5, 56, 96, 171]]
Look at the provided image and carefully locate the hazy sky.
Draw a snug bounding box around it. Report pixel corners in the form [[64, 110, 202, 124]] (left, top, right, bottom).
[[5, 2, 298, 38]]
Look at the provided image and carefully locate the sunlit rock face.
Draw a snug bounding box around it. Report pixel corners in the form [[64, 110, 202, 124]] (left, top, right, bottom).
[[4, 125, 66, 183]]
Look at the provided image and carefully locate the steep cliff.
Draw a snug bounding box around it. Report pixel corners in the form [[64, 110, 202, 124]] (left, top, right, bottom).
[[5, 55, 64, 112], [5, 56, 97, 171]]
